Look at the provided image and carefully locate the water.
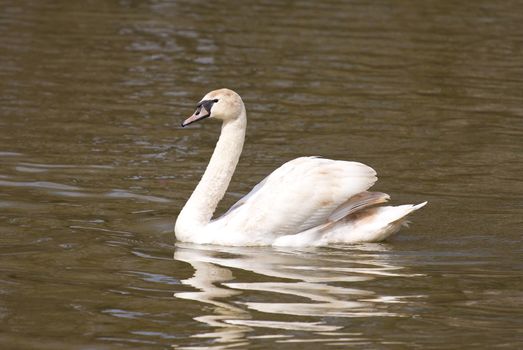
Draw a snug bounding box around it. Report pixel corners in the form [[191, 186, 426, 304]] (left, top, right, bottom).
[[1, 0, 522, 348]]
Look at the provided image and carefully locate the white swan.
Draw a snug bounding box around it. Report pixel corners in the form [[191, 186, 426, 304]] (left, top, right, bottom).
[[175, 88, 426, 247]]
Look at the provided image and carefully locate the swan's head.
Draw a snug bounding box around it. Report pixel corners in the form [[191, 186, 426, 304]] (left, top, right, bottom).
[[181, 88, 244, 127]]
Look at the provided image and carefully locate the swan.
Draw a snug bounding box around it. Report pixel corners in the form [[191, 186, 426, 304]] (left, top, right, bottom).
[[175, 88, 426, 247]]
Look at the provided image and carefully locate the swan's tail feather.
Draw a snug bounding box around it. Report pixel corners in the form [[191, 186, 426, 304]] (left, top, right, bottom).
[[332, 201, 428, 243], [350, 201, 427, 229], [328, 191, 390, 222], [273, 201, 427, 247]]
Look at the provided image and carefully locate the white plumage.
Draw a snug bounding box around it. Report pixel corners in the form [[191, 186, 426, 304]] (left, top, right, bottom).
[[175, 88, 426, 246]]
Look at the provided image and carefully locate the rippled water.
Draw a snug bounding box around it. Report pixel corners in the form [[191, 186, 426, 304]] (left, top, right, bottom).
[[1, 0, 522, 348]]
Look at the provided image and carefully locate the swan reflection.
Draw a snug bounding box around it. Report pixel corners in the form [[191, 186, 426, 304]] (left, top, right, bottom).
[[174, 243, 423, 348]]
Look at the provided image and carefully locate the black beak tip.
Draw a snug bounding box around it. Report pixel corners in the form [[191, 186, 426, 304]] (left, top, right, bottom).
[[181, 122, 186, 127]]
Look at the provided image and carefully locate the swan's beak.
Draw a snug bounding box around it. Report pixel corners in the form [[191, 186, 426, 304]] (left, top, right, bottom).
[[181, 99, 217, 127], [181, 106, 210, 127]]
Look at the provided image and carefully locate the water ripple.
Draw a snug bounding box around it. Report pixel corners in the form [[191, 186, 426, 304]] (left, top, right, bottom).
[[173, 243, 423, 347]]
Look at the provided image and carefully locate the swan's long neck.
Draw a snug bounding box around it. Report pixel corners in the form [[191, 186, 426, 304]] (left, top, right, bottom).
[[176, 107, 246, 236]]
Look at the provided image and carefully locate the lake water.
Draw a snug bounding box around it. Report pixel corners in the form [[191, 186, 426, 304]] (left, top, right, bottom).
[[1, 0, 522, 348]]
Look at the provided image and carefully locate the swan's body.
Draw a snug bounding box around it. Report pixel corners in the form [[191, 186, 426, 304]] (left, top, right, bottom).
[[175, 89, 426, 247]]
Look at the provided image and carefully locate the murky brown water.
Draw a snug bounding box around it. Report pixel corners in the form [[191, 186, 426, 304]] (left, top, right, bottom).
[[1, 0, 522, 348]]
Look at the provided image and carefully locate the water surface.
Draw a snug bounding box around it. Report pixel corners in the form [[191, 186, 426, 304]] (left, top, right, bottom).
[[1, 0, 522, 348]]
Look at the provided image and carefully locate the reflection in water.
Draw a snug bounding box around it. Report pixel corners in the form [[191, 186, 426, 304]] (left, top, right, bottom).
[[1, 0, 521, 348], [174, 243, 425, 348]]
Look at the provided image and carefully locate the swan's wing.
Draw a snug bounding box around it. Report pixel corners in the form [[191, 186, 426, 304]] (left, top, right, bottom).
[[220, 175, 269, 217], [328, 191, 390, 222], [218, 156, 378, 239]]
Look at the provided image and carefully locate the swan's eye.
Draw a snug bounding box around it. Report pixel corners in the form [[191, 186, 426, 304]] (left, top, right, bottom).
[[194, 99, 218, 119]]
